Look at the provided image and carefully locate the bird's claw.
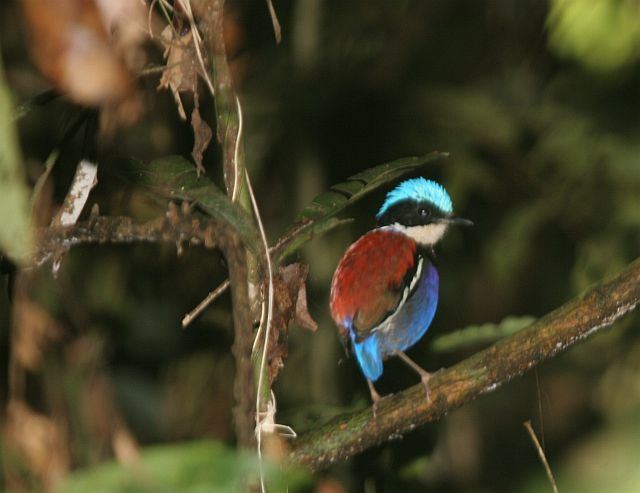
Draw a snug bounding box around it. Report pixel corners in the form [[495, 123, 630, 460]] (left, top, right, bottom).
[[420, 372, 432, 404]]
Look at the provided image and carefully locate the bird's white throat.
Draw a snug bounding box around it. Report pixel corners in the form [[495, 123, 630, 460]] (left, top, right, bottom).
[[394, 222, 448, 245]]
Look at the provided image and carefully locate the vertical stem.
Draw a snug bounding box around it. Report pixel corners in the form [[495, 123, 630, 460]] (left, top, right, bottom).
[[202, 0, 266, 448], [202, 0, 244, 198], [221, 232, 255, 448]]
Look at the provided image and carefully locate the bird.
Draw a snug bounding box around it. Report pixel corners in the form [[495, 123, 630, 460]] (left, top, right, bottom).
[[329, 177, 472, 411]]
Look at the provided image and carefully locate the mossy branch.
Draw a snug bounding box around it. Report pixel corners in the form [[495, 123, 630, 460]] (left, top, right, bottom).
[[33, 207, 221, 266], [289, 258, 640, 471]]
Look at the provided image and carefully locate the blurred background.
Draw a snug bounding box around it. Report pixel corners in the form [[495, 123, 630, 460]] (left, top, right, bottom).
[[1, 0, 640, 491]]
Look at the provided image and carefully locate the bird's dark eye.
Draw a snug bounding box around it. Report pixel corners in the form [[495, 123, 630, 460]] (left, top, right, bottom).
[[419, 207, 430, 218]]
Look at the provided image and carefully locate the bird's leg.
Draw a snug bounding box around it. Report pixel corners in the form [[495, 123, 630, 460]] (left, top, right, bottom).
[[367, 379, 382, 418], [395, 350, 432, 402]]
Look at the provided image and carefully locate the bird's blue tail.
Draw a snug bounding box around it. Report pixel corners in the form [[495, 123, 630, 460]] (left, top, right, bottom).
[[352, 333, 383, 382]]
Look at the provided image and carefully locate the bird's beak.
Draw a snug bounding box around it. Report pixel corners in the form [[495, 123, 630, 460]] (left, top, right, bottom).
[[443, 216, 473, 227]]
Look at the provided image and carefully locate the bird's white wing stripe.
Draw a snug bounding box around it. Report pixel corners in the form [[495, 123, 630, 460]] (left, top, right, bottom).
[[373, 255, 424, 335]]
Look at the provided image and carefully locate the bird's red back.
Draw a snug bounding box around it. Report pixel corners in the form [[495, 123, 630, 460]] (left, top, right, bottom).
[[330, 228, 417, 340]]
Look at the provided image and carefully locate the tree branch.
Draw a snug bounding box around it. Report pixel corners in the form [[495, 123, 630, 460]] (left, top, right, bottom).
[[33, 206, 220, 266], [289, 257, 640, 470]]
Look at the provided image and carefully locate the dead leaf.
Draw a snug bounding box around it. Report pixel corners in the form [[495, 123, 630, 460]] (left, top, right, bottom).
[[13, 298, 64, 371], [314, 479, 348, 493], [190, 93, 212, 175], [66, 336, 141, 465], [4, 400, 70, 491], [21, 0, 134, 106], [267, 263, 318, 382], [95, 0, 147, 59], [280, 263, 317, 332], [294, 277, 318, 332], [112, 426, 141, 467], [158, 24, 199, 120]]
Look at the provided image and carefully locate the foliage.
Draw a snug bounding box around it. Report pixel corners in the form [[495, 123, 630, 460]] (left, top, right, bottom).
[[58, 440, 309, 493], [547, 0, 640, 73], [128, 156, 262, 254], [0, 48, 32, 263]]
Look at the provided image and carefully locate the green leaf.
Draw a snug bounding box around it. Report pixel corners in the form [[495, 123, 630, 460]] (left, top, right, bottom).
[[0, 48, 32, 263], [547, 0, 640, 73], [57, 440, 309, 493], [274, 151, 448, 264], [430, 315, 536, 353], [129, 156, 261, 255]]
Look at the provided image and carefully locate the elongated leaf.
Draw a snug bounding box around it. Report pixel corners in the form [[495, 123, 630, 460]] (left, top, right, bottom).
[[274, 151, 448, 263], [430, 315, 536, 353], [129, 156, 261, 254], [272, 217, 353, 265], [297, 151, 448, 222], [0, 48, 32, 263], [58, 440, 309, 493]]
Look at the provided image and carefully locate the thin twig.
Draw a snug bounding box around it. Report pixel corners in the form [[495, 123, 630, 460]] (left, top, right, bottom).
[[265, 0, 282, 43], [524, 420, 559, 493], [181, 279, 230, 328]]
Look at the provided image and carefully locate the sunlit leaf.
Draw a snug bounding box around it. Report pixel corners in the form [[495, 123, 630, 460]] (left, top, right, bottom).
[[129, 156, 261, 254], [274, 152, 448, 264], [58, 440, 309, 493], [547, 0, 640, 73], [0, 48, 32, 263]]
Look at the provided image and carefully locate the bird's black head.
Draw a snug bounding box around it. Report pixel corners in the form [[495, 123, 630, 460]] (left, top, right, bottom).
[[376, 199, 448, 227], [375, 178, 472, 245]]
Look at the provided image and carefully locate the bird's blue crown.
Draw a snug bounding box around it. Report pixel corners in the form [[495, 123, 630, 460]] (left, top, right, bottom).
[[376, 177, 453, 219]]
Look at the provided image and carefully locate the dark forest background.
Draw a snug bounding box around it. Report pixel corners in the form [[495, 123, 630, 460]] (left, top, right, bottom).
[[1, 0, 640, 492]]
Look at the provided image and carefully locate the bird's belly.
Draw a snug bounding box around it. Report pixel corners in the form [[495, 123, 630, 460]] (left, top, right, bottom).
[[376, 261, 439, 357]]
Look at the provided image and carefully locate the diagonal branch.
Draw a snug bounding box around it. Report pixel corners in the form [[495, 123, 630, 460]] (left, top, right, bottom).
[[289, 257, 640, 471]]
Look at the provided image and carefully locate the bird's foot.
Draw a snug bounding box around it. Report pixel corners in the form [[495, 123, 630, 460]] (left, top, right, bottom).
[[394, 350, 435, 403], [367, 380, 390, 419], [420, 371, 432, 404]]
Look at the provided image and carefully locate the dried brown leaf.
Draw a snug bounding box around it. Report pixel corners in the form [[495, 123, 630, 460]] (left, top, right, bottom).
[[112, 427, 141, 467], [190, 94, 212, 175], [294, 276, 318, 332], [95, 0, 147, 58], [21, 0, 134, 106], [314, 479, 348, 493], [13, 298, 64, 371], [158, 25, 199, 120], [66, 336, 141, 464], [4, 400, 70, 490], [267, 263, 318, 382]]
